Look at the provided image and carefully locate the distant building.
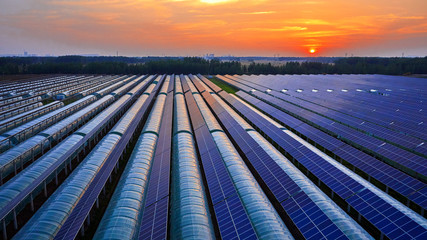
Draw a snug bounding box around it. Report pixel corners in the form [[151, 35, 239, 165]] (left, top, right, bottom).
[[204, 53, 215, 60]]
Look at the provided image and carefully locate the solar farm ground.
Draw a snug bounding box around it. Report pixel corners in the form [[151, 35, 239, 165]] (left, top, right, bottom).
[[0, 74, 426, 240]]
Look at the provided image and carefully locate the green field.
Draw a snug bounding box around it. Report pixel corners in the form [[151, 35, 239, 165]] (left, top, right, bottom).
[[205, 76, 239, 94]]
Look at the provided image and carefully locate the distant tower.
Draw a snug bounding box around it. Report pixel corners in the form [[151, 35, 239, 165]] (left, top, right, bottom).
[[24, 51, 28, 56]]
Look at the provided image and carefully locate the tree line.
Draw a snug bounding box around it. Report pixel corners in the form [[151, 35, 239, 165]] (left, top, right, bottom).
[[0, 56, 426, 75]]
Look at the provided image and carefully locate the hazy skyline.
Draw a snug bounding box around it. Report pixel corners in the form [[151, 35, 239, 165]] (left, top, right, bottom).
[[1, 0, 426, 57]]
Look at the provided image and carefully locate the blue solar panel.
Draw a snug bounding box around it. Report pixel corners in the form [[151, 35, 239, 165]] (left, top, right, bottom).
[[13, 74, 426, 240], [222, 90, 427, 239], [0, 76, 156, 236], [214, 195, 257, 240], [182, 89, 258, 239], [347, 190, 427, 239], [195, 127, 217, 155], [294, 124, 346, 151], [235, 87, 427, 214], [138, 82, 174, 239], [199, 90, 350, 239], [139, 197, 169, 240], [232, 76, 427, 179], [408, 187, 427, 208], [185, 92, 206, 131], [282, 191, 348, 240], [201, 147, 236, 204], [145, 151, 171, 206], [54, 76, 164, 240], [216, 75, 253, 92], [333, 145, 426, 201], [196, 74, 223, 93]]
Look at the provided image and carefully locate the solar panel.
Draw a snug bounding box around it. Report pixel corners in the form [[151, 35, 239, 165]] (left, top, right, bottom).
[[237, 89, 427, 212], [200, 90, 349, 239], [214, 194, 258, 240], [179, 75, 191, 93], [138, 83, 174, 239], [196, 74, 223, 93], [139, 197, 169, 240], [144, 151, 172, 206], [221, 90, 427, 239], [167, 75, 175, 93], [6, 74, 427, 240], [232, 74, 427, 157], [236, 82, 427, 181], [55, 81, 162, 240], [183, 90, 258, 239], [282, 191, 349, 240]]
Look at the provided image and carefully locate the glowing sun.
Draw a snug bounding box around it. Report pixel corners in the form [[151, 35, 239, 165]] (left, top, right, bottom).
[[309, 49, 316, 54]]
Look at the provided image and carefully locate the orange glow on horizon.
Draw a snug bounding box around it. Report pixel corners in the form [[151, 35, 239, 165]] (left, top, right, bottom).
[[200, 0, 235, 4], [1, 0, 426, 56]]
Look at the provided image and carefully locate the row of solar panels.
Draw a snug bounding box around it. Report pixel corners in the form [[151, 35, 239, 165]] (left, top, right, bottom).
[[0, 75, 127, 121], [0, 74, 426, 239], [202, 75, 426, 239], [217, 75, 427, 178], [0, 76, 138, 154], [55, 75, 128, 100], [0, 76, 91, 105], [232, 74, 425, 140], [0, 75, 102, 98], [0, 75, 156, 239], [0, 75, 76, 94], [217, 74, 427, 206], [0, 75, 132, 134], [0, 96, 41, 112]]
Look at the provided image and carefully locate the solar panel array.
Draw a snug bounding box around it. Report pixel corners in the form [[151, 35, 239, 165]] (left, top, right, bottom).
[[139, 76, 174, 240], [216, 75, 427, 210], [0, 74, 426, 240], [183, 77, 258, 239]]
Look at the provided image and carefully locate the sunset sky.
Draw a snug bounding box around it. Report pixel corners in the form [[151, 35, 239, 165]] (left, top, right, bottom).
[[1, 0, 426, 57]]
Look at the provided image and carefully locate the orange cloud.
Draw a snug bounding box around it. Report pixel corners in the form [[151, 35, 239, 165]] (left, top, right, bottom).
[[0, 0, 426, 56]]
